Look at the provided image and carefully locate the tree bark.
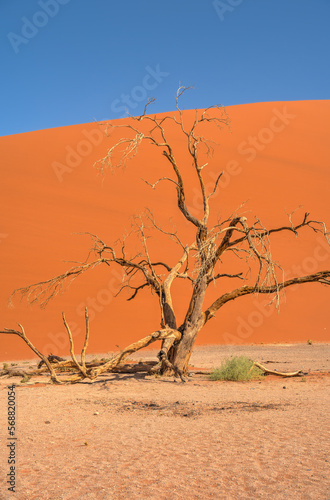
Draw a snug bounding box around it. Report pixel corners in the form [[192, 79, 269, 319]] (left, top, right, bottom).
[[166, 305, 206, 375], [165, 275, 208, 375], [166, 322, 203, 375]]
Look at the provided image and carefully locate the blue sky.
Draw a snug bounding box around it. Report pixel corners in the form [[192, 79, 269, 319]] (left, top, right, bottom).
[[1, 0, 329, 136]]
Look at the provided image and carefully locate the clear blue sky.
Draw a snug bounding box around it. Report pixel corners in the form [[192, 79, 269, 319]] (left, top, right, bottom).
[[1, 0, 329, 136]]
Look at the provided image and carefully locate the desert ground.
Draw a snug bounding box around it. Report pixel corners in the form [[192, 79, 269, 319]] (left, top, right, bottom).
[[0, 343, 329, 499]]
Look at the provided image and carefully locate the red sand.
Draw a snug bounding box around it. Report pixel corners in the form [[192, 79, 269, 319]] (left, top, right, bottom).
[[1, 101, 330, 361]]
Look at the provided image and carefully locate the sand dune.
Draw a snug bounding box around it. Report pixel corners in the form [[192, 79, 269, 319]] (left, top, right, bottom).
[[1, 100, 329, 361]]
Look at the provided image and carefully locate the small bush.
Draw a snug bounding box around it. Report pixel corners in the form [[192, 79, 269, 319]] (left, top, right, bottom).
[[20, 374, 31, 384], [210, 356, 265, 381], [307, 339, 313, 345]]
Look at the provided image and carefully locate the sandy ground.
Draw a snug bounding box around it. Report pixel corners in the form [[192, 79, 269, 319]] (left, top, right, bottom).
[[0, 343, 329, 499]]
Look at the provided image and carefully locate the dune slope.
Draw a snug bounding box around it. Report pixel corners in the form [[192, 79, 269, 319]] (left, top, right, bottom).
[[1, 100, 329, 361]]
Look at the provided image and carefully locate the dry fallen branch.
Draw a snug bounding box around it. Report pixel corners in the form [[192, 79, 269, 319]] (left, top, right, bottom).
[[1, 310, 184, 383], [0, 324, 61, 384], [90, 328, 182, 378], [252, 362, 303, 378]]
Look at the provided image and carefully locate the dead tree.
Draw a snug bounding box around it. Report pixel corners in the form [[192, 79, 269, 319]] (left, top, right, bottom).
[[3, 88, 330, 380]]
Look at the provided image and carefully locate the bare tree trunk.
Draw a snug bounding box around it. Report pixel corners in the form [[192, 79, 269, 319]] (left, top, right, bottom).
[[165, 275, 208, 375], [167, 314, 205, 375], [167, 275, 207, 374], [167, 326, 201, 375]]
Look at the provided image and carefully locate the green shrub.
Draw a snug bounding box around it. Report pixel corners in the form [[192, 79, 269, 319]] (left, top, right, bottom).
[[209, 356, 265, 381]]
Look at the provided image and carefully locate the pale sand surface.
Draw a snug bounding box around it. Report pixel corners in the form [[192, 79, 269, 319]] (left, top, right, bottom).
[[0, 344, 329, 499]]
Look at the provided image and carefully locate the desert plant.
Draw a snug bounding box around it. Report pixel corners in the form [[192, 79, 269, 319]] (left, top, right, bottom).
[[307, 339, 313, 345], [20, 374, 31, 384], [210, 356, 265, 381]]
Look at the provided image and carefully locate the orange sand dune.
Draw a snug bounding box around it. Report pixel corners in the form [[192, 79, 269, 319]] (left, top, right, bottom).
[[1, 101, 330, 361]]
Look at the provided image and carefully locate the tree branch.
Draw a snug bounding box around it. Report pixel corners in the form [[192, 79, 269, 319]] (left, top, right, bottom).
[[0, 324, 61, 384], [9, 259, 104, 309], [207, 272, 244, 285], [90, 328, 181, 378], [203, 270, 330, 324]]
